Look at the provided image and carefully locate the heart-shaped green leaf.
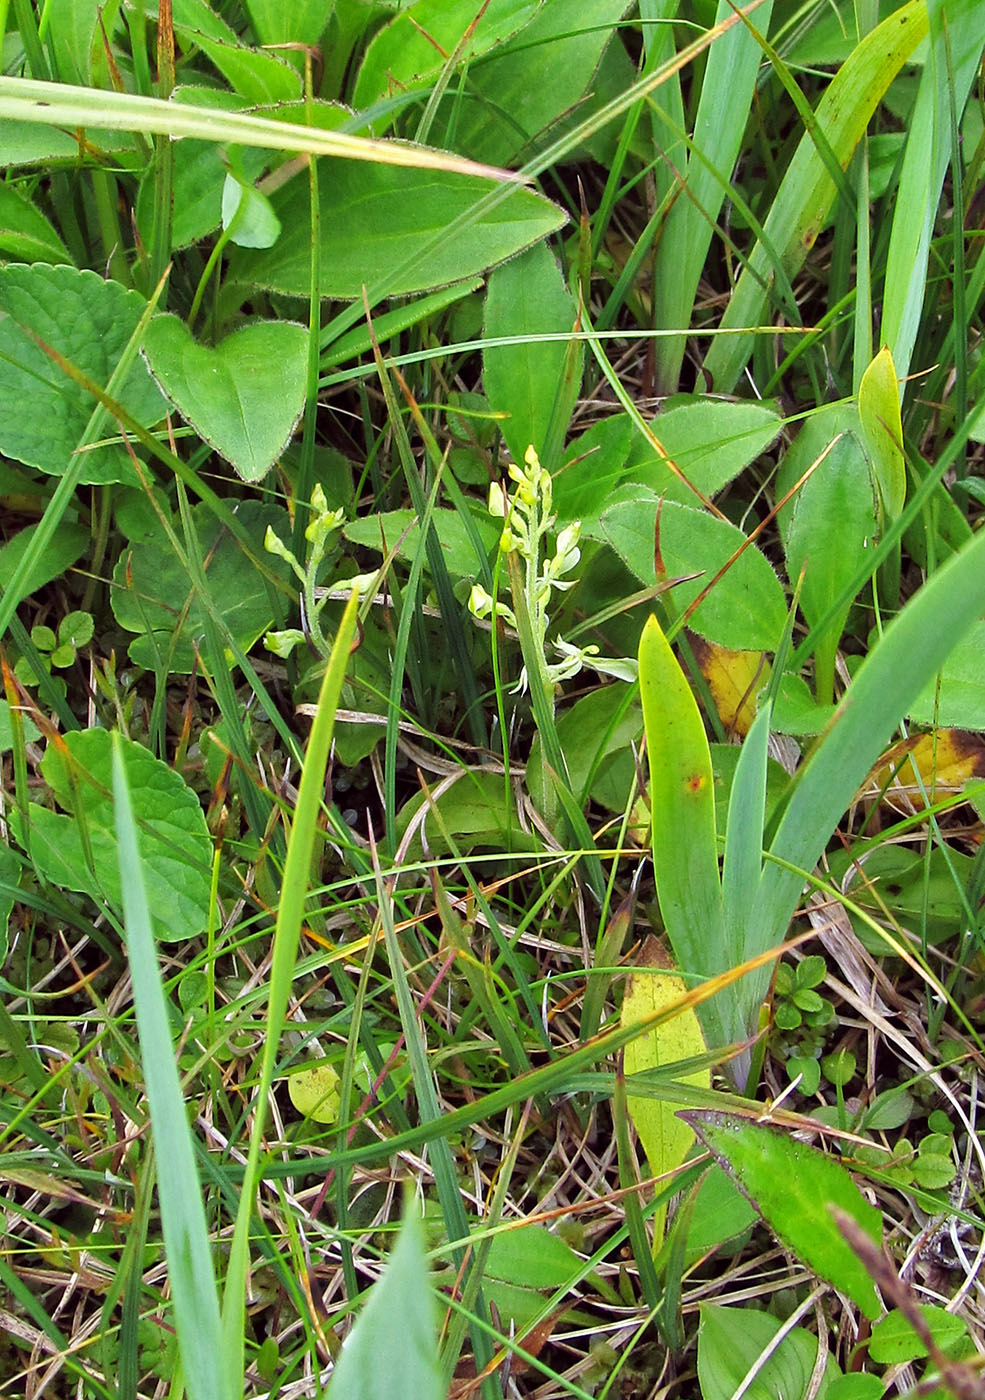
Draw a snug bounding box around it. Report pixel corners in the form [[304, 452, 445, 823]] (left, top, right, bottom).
[[142, 316, 308, 482]]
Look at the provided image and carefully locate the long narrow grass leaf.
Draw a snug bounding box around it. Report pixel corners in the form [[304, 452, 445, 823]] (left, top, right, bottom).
[[221, 590, 360, 1389], [111, 735, 227, 1400]]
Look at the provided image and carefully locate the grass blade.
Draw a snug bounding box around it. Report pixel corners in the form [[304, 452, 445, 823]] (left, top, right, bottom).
[[747, 527, 985, 1022], [111, 734, 228, 1400], [220, 589, 360, 1390], [703, 1, 928, 393], [881, 0, 985, 381]]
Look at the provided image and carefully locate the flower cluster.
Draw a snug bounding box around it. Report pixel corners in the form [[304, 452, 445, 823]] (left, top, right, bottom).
[[264, 483, 345, 660], [468, 445, 601, 690]]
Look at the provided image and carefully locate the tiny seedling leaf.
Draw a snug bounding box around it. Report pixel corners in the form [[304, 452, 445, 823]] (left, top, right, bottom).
[[288, 1062, 342, 1125]]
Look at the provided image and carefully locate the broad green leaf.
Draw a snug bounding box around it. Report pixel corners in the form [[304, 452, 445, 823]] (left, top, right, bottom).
[[325, 1211, 442, 1400], [604, 495, 787, 650], [354, 0, 540, 116], [638, 616, 728, 1050], [0, 702, 40, 752], [228, 160, 566, 300], [288, 1062, 342, 1124], [622, 937, 710, 1249], [134, 88, 268, 251], [868, 1305, 968, 1365], [484, 1224, 593, 1291], [483, 240, 581, 466], [675, 1166, 757, 1268], [170, 0, 301, 104], [111, 500, 293, 672], [0, 182, 72, 263], [827, 844, 974, 951], [142, 317, 308, 483], [698, 1303, 841, 1400], [395, 768, 534, 861], [704, 2, 929, 393], [684, 1112, 882, 1320], [343, 506, 499, 576], [111, 735, 229, 1400], [431, 0, 634, 168], [0, 120, 82, 166], [775, 403, 876, 702], [858, 346, 905, 521], [908, 622, 985, 728], [47, 0, 101, 84], [826, 1376, 884, 1400], [549, 682, 640, 808], [243, 0, 335, 46], [29, 729, 212, 945], [0, 265, 168, 484], [557, 402, 783, 534], [553, 413, 635, 531], [0, 522, 88, 599]]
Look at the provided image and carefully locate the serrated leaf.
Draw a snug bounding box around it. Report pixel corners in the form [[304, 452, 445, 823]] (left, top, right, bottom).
[[354, 0, 539, 116], [28, 729, 212, 944], [427, 0, 634, 168], [243, 0, 333, 46], [624, 398, 784, 507], [622, 937, 710, 1249], [682, 1111, 882, 1319], [0, 265, 168, 484]]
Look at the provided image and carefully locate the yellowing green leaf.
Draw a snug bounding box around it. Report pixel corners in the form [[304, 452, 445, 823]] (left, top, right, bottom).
[[288, 1062, 341, 1124], [858, 345, 905, 521], [690, 635, 770, 737], [622, 937, 710, 1249]]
